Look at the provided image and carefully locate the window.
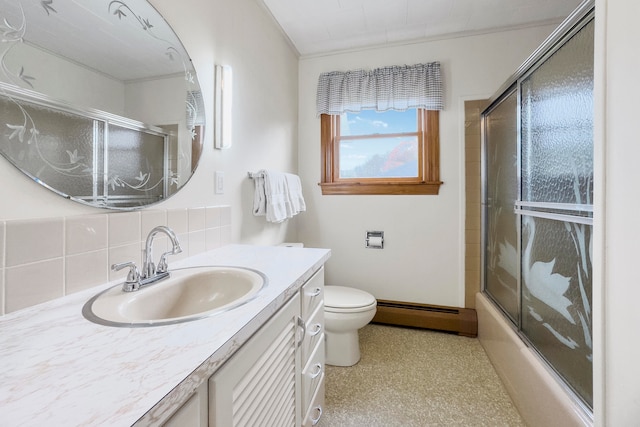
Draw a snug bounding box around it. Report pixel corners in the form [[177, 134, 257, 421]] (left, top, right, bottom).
[[316, 62, 443, 195], [320, 109, 441, 195]]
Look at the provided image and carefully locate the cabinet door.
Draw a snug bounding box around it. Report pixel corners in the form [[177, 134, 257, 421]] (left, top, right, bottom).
[[209, 293, 301, 427], [162, 382, 207, 427]]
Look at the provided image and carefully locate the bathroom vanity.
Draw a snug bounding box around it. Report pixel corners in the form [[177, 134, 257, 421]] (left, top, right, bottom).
[[0, 244, 329, 426]]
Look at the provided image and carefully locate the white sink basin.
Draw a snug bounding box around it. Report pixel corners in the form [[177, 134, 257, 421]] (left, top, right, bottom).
[[83, 266, 267, 327]]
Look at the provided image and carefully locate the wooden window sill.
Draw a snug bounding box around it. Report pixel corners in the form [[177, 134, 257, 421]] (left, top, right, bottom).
[[319, 181, 443, 195]]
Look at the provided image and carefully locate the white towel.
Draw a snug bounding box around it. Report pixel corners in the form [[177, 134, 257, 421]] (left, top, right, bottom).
[[252, 172, 267, 216], [252, 170, 306, 223], [284, 173, 306, 216]]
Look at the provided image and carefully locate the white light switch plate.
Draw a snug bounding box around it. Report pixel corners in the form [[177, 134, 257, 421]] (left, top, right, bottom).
[[215, 171, 224, 194]]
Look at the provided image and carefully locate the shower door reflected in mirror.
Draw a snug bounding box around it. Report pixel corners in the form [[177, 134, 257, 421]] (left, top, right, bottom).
[[483, 88, 519, 322]]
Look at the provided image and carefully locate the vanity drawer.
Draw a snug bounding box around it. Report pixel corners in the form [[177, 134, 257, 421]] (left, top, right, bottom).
[[301, 303, 324, 363], [302, 375, 325, 427], [301, 267, 324, 319], [302, 335, 325, 410]]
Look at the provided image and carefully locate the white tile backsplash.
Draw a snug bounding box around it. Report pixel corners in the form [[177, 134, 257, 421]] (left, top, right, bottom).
[[66, 250, 109, 294], [0, 206, 230, 315], [188, 207, 206, 232], [108, 212, 141, 247], [6, 258, 64, 313], [0, 221, 5, 268], [66, 215, 108, 255], [141, 210, 167, 238], [5, 218, 64, 267], [206, 207, 222, 228], [188, 230, 206, 256], [167, 209, 188, 234]]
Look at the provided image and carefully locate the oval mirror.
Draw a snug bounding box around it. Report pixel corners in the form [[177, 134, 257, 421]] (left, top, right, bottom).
[[0, 0, 204, 209]]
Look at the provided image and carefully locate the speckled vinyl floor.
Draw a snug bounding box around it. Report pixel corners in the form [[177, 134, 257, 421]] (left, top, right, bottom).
[[320, 324, 525, 427]]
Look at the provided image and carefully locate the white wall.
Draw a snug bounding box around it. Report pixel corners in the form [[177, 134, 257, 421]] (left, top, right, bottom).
[[0, 0, 300, 246], [598, 0, 640, 424], [297, 26, 557, 307]]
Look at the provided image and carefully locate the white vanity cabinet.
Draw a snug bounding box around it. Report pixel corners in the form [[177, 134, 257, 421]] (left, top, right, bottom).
[[300, 267, 325, 426], [162, 382, 208, 427], [209, 292, 301, 427], [207, 266, 325, 427]]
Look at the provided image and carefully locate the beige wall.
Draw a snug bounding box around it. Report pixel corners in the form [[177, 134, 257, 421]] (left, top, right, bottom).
[[297, 25, 557, 308], [464, 100, 486, 309], [597, 0, 640, 424]]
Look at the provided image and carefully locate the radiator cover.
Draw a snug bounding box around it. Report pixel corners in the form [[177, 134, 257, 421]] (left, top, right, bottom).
[[373, 300, 477, 337]]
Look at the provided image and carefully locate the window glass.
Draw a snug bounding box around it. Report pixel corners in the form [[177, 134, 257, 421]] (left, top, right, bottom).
[[339, 136, 418, 178], [340, 110, 417, 136], [338, 109, 419, 179]]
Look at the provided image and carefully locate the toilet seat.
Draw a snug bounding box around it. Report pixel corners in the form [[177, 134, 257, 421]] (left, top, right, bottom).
[[325, 286, 377, 313]]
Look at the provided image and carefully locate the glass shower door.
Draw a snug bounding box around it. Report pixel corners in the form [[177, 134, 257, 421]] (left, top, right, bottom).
[[518, 19, 594, 407], [484, 88, 519, 323]]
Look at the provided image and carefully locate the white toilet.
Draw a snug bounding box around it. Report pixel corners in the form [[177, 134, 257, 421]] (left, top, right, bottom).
[[324, 286, 377, 366]]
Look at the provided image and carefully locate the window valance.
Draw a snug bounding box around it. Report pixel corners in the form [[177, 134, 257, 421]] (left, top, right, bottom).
[[316, 62, 443, 116]]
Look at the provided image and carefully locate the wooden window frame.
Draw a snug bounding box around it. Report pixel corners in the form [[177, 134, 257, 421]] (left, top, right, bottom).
[[320, 109, 442, 195]]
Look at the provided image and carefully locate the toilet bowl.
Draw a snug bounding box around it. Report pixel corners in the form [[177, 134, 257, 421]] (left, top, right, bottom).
[[324, 286, 377, 366]]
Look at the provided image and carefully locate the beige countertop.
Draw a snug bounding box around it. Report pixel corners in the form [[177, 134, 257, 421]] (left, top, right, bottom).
[[0, 244, 330, 426]]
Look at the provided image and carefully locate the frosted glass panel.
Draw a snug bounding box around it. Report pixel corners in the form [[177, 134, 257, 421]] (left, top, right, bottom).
[[521, 216, 593, 407], [484, 90, 519, 321], [482, 12, 594, 411], [0, 95, 100, 196], [521, 20, 594, 206], [106, 124, 166, 204]]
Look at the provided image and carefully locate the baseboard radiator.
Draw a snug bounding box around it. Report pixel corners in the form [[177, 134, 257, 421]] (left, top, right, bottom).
[[372, 300, 478, 337]]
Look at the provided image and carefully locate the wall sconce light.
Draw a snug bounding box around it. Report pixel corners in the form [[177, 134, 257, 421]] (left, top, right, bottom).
[[214, 65, 232, 149]]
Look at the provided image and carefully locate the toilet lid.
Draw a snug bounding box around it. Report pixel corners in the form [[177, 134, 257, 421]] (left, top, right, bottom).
[[324, 286, 376, 309]]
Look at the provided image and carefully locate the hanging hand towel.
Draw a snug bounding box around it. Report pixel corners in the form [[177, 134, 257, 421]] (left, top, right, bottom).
[[252, 170, 289, 223], [284, 173, 306, 216], [252, 171, 267, 216]]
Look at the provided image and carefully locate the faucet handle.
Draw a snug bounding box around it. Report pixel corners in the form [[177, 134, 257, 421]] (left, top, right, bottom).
[[156, 252, 171, 273], [157, 246, 181, 274], [112, 262, 141, 292]]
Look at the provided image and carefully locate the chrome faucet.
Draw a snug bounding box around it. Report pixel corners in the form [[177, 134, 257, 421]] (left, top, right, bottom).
[[143, 225, 182, 279], [112, 225, 182, 292]]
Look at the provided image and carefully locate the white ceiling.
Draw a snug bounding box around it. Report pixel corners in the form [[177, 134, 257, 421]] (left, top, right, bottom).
[[261, 0, 584, 56]]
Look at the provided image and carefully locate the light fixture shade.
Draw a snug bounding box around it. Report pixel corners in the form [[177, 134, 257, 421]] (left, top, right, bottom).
[[215, 65, 233, 149]]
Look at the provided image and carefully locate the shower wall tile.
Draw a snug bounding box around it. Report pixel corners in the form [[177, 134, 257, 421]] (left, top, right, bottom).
[[5, 218, 64, 267], [66, 215, 108, 255], [5, 259, 64, 313]]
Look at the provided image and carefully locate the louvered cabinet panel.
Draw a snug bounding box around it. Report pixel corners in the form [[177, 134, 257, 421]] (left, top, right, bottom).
[[209, 293, 301, 427]]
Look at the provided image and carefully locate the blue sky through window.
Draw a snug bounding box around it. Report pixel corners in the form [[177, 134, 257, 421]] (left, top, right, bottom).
[[339, 109, 418, 178]]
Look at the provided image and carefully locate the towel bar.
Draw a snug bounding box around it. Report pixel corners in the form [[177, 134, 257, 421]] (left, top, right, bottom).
[[248, 171, 264, 179]]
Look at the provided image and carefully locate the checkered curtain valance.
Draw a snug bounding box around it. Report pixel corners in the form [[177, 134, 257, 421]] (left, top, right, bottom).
[[316, 62, 443, 116]]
